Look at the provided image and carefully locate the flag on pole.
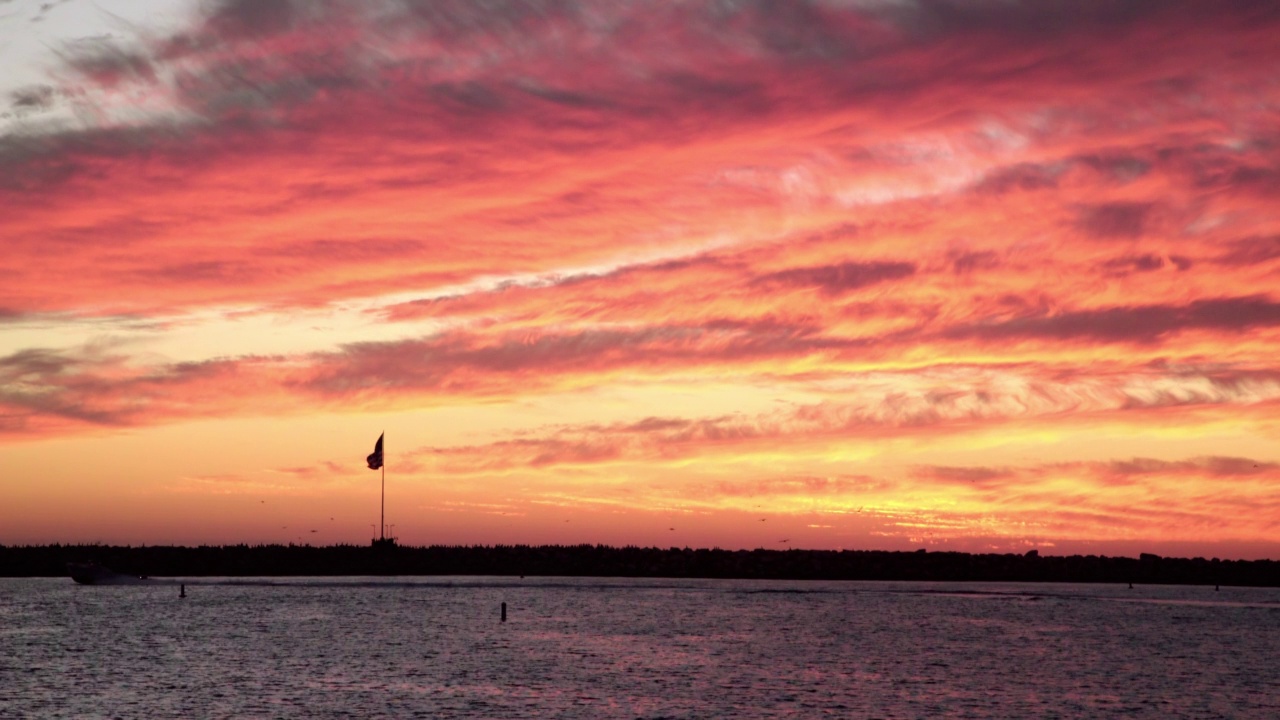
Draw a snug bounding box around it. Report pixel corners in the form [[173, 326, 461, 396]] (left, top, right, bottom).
[[367, 433, 384, 470]]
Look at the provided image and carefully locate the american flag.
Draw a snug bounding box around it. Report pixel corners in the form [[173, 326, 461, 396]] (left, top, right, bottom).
[[366, 433, 384, 470]]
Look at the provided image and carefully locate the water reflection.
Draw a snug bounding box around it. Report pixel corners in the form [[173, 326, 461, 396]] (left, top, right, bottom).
[[1, 578, 1277, 718]]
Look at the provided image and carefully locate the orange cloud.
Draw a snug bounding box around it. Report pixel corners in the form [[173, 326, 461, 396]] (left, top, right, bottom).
[[2, 0, 1279, 554]]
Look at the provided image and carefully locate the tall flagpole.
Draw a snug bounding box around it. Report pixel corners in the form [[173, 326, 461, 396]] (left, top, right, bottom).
[[380, 431, 386, 541]]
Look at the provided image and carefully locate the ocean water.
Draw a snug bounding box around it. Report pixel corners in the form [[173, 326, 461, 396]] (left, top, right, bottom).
[[1, 577, 1278, 719]]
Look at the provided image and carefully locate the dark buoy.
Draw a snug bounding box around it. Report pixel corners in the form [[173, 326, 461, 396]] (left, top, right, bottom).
[[501, 602, 507, 622], [180, 584, 186, 598], [1215, 584, 1220, 591], [1128, 582, 1133, 589]]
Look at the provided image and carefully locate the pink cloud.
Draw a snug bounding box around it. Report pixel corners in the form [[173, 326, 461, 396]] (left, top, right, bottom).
[[3, 1, 1280, 553], [0, 0, 1274, 317]]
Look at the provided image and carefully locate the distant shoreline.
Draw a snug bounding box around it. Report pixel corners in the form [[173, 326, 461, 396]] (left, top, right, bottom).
[[3, 544, 1278, 587]]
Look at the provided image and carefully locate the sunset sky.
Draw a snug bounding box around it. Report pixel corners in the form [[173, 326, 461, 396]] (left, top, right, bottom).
[[3, 0, 1279, 558]]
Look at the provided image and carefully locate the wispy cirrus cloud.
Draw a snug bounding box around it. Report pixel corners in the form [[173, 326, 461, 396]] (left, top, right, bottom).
[[7, 316, 1280, 437]]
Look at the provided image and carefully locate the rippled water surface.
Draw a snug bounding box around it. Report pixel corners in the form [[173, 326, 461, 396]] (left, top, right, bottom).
[[2, 577, 1278, 718]]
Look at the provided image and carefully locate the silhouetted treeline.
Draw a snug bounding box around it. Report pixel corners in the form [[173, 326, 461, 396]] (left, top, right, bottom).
[[2, 544, 1277, 587]]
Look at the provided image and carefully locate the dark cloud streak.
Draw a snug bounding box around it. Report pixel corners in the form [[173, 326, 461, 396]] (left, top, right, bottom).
[[1074, 202, 1152, 239], [945, 296, 1280, 344], [754, 261, 916, 296]]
